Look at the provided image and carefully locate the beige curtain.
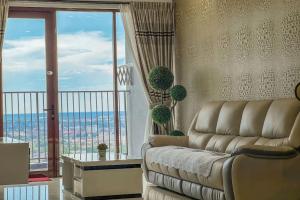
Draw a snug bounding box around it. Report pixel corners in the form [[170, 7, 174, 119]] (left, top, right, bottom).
[[0, 0, 9, 133], [0, 0, 8, 61], [121, 2, 175, 137]]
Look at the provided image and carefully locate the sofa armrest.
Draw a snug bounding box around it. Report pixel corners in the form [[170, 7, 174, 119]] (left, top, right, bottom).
[[224, 145, 299, 200], [142, 135, 188, 182], [231, 145, 297, 159], [223, 153, 300, 200], [148, 135, 189, 147], [141, 143, 152, 182]]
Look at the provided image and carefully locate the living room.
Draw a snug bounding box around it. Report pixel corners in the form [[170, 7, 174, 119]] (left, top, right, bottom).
[[0, 0, 300, 200]]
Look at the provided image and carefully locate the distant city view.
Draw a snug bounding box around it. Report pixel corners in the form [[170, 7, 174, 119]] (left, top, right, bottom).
[[4, 111, 127, 157]]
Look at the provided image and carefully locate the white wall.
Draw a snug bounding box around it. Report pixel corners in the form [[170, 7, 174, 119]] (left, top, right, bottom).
[[127, 67, 148, 157], [125, 37, 148, 157]]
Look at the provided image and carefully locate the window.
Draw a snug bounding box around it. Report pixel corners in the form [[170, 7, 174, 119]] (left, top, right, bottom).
[[2, 8, 127, 176]]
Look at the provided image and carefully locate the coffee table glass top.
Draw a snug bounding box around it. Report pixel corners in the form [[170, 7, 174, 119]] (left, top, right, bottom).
[[62, 152, 142, 166]]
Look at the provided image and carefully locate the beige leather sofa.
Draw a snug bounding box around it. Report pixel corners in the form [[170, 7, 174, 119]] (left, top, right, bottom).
[[142, 99, 300, 200]]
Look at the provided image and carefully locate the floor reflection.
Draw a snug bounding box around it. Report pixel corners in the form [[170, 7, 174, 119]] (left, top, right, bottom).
[[145, 186, 193, 200], [4, 185, 48, 200], [0, 179, 67, 200], [0, 178, 193, 200]]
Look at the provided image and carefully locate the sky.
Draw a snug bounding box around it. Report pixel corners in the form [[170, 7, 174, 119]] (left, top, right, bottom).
[[3, 11, 126, 92]]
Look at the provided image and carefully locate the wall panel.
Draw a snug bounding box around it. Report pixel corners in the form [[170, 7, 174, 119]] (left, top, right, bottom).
[[175, 0, 300, 131]]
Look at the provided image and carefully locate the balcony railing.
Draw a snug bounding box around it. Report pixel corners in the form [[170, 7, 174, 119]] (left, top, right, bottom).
[[3, 90, 129, 169]]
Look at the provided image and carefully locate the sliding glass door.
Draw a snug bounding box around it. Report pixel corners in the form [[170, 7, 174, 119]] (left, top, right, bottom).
[[56, 11, 128, 168], [56, 11, 115, 157], [2, 8, 126, 177], [2, 10, 59, 177], [3, 17, 49, 171]]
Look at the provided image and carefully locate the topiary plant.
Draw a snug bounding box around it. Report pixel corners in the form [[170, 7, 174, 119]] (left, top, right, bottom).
[[148, 66, 174, 91], [151, 105, 172, 124], [148, 66, 187, 136], [170, 85, 187, 101]]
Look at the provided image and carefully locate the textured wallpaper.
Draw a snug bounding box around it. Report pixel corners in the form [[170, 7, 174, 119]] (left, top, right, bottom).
[[175, 0, 300, 131]]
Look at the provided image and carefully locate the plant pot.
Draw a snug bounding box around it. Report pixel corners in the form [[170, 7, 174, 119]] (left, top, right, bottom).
[[99, 150, 106, 160]]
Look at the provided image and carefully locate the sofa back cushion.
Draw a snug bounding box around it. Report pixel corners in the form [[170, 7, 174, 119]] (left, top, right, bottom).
[[188, 99, 300, 153]]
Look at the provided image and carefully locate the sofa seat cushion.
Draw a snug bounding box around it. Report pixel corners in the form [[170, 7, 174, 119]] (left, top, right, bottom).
[[145, 146, 230, 190]]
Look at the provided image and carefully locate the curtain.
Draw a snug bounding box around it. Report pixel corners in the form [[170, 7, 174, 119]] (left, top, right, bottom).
[[0, 0, 9, 134], [121, 2, 175, 138], [0, 0, 8, 65]]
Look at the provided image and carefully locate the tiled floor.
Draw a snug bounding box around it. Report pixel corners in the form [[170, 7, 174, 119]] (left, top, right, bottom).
[[0, 178, 192, 200]]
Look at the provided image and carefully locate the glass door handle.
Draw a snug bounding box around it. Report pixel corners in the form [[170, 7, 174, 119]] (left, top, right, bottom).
[[43, 108, 55, 111], [44, 105, 56, 120]]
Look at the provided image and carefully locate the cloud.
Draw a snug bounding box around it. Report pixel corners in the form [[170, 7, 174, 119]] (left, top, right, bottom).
[[3, 31, 126, 76], [3, 37, 46, 72]]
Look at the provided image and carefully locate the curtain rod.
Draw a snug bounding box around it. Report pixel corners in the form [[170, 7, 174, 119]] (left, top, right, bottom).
[[9, 0, 173, 5], [11, 0, 130, 5], [9, 0, 173, 10], [8, 1, 126, 10]]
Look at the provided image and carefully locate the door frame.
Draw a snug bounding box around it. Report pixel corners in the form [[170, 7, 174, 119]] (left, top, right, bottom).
[[6, 8, 59, 177], [3, 7, 122, 178]]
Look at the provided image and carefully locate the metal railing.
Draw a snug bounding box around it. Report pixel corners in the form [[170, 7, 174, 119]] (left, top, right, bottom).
[[3, 90, 129, 168]]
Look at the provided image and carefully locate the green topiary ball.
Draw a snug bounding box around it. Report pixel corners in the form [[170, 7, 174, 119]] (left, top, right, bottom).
[[148, 66, 174, 91], [151, 105, 171, 124], [170, 85, 187, 101], [169, 130, 185, 136]]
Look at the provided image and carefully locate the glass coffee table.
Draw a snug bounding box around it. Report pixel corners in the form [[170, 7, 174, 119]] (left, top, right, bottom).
[[62, 153, 143, 200]]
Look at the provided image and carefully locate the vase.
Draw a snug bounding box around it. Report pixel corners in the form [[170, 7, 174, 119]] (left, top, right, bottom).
[[99, 150, 106, 160]]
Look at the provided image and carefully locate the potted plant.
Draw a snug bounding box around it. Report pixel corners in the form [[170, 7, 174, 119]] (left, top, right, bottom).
[[148, 66, 187, 136], [97, 143, 108, 159]]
